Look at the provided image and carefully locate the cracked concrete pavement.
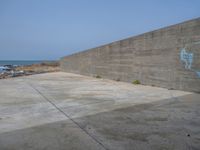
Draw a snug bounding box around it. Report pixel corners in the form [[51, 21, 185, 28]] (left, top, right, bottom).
[[0, 72, 199, 150]]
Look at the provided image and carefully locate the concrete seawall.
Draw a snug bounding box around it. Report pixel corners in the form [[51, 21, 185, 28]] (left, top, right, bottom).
[[60, 18, 200, 92]]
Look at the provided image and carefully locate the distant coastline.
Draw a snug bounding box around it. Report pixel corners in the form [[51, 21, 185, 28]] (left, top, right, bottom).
[[0, 60, 60, 79], [0, 60, 56, 66]]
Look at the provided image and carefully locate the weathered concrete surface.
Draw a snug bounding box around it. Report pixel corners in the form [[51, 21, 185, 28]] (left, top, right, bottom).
[[0, 72, 200, 150], [61, 18, 200, 92]]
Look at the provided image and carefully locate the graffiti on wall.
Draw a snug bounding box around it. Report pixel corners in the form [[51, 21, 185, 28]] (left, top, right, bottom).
[[180, 48, 193, 69], [180, 41, 200, 78]]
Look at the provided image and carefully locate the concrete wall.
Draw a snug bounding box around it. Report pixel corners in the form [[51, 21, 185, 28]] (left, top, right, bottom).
[[60, 18, 200, 92]]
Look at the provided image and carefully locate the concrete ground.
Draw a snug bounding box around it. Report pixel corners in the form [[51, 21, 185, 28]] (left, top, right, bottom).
[[0, 72, 199, 150]]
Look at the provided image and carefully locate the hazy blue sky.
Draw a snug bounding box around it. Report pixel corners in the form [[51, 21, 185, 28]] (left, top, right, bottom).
[[0, 0, 199, 60]]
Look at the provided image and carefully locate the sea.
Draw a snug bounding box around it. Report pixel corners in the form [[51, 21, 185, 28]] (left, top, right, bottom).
[[0, 60, 47, 66]]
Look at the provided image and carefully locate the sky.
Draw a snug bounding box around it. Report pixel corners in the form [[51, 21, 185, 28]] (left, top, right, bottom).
[[0, 0, 199, 60]]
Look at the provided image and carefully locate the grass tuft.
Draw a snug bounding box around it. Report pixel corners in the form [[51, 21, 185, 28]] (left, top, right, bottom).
[[132, 80, 140, 84], [96, 75, 101, 78]]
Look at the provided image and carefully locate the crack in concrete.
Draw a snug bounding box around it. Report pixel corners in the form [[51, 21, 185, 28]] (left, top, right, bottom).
[[25, 80, 109, 150]]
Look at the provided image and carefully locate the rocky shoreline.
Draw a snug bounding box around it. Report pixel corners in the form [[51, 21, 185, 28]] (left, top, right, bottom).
[[0, 62, 60, 79]]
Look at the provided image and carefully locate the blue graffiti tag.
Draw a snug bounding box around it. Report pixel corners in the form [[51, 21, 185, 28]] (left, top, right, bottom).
[[180, 48, 193, 69], [196, 71, 200, 78], [180, 47, 200, 78]]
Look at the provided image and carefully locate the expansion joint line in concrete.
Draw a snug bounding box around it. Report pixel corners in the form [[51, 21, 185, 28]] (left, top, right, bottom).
[[25, 81, 109, 150]]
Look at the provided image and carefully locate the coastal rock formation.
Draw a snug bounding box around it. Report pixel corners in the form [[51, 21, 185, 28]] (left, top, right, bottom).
[[0, 62, 60, 79]]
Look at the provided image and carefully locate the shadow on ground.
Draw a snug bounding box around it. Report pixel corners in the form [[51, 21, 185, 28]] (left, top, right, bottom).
[[0, 93, 200, 150]]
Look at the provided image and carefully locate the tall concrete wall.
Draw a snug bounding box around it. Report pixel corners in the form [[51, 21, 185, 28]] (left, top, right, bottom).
[[60, 18, 200, 92]]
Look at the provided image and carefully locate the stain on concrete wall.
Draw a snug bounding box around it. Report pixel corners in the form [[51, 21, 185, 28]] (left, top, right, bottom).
[[61, 18, 200, 92]]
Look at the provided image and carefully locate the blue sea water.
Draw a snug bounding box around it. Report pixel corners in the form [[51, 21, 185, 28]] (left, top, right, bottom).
[[0, 60, 47, 66]]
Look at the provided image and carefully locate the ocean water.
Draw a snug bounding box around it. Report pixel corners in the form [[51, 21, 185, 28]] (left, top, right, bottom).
[[0, 60, 47, 66]]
